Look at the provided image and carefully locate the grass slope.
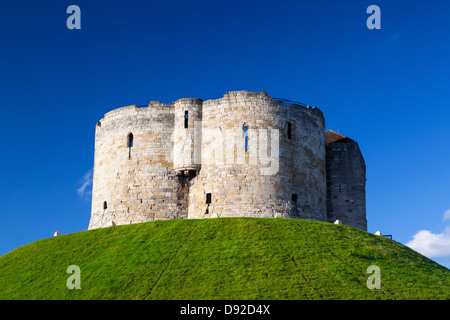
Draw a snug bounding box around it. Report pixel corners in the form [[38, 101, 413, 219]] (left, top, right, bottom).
[[0, 218, 448, 300]]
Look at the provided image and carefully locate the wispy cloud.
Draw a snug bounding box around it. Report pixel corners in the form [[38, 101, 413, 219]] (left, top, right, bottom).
[[77, 168, 93, 199], [443, 209, 450, 222], [406, 210, 450, 259]]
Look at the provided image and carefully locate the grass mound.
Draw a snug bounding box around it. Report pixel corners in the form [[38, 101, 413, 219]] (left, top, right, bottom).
[[0, 218, 448, 299]]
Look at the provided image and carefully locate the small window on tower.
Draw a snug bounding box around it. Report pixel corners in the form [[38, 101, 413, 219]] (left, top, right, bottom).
[[244, 126, 249, 152], [206, 193, 212, 204], [127, 133, 134, 148], [103, 201, 107, 210], [287, 122, 292, 140], [184, 111, 189, 128], [291, 194, 298, 203]]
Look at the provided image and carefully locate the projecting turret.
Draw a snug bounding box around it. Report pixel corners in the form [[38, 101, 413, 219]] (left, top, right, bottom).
[[173, 98, 203, 176]]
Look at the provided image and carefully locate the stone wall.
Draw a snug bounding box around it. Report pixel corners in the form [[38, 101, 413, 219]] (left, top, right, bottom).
[[188, 91, 326, 221], [173, 98, 203, 174], [89, 102, 187, 229], [325, 130, 367, 230]]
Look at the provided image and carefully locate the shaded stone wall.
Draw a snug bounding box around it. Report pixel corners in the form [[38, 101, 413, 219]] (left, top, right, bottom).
[[325, 130, 367, 231]]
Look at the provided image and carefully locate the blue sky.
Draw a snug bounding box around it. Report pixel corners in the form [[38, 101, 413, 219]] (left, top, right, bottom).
[[1, 0, 449, 268]]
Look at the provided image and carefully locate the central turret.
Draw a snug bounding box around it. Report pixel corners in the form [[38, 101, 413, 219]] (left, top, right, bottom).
[[173, 98, 203, 176]]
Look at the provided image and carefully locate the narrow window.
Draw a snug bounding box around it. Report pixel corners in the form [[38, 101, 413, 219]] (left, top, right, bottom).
[[184, 111, 189, 128], [206, 193, 212, 204], [244, 126, 249, 152], [291, 194, 298, 203], [127, 133, 134, 148], [287, 122, 292, 140], [103, 201, 107, 210], [127, 133, 133, 160]]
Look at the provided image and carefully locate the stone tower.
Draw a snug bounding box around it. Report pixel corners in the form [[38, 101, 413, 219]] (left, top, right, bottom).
[[89, 101, 188, 229], [325, 130, 367, 231], [89, 90, 365, 231], [186, 91, 326, 221]]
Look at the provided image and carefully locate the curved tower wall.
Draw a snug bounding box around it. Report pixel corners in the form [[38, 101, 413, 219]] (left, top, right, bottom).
[[188, 91, 326, 220], [89, 102, 187, 229]]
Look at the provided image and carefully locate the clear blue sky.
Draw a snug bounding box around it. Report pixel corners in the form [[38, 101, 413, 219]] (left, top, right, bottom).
[[1, 0, 449, 268]]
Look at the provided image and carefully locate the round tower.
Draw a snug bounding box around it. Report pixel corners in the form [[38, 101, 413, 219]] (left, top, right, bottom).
[[89, 102, 187, 229], [173, 98, 203, 176], [187, 91, 327, 221]]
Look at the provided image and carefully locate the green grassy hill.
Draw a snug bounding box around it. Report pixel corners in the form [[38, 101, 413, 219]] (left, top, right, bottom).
[[0, 218, 448, 300]]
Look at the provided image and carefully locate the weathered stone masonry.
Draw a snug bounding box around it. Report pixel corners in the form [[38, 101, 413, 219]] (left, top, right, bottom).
[[89, 91, 366, 230], [325, 130, 367, 230]]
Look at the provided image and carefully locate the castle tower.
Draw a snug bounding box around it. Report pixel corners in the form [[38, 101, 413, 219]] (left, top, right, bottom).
[[88, 102, 187, 229], [325, 130, 367, 230], [173, 98, 203, 176], [89, 91, 364, 230], [187, 91, 327, 221]]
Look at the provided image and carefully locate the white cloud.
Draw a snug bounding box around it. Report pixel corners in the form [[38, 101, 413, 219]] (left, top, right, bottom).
[[406, 227, 450, 258], [443, 209, 450, 222], [77, 168, 93, 198]]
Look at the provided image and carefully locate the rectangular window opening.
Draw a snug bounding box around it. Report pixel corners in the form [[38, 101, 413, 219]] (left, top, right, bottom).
[[184, 111, 189, 128], [287, 122, 292, 140], [244, 126, 249, 152], [206, 193, 212, 204], [291, 194, 298, 203]]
